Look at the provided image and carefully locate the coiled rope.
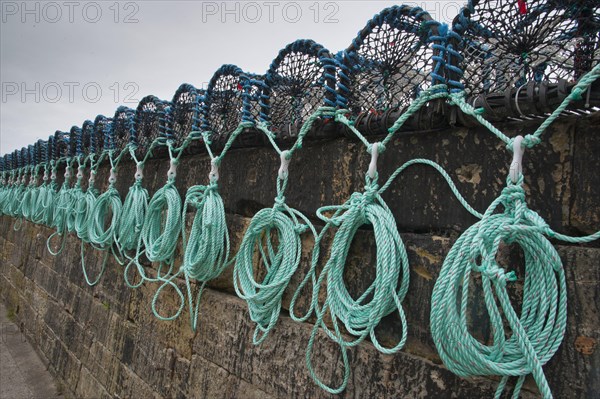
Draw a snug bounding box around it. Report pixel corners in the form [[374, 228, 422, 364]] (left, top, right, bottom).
[[141, 142, 182, 266], [20, 165, 40, 222], [150, 124, 248, 328], [31, 166, 50, 225], [120, 142, 158, 289], [46, 158, 75, 255], [429, 63, 600, 399], [83, 149, 126, 285], [233, 111, 327, 344], [71, 158, 89, 239]]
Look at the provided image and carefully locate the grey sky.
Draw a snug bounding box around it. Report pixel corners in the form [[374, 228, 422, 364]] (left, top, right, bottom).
[[0, 0, 461, 154]]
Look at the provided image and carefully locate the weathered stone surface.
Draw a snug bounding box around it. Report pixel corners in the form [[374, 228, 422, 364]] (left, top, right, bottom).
[[1, 115, 599, 398], [85, 116, 599, 236]]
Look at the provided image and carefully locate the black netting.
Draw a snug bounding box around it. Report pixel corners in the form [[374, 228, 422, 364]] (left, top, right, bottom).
[[135, 96, 167, 155], [21, 147, 29, 167], [13, 150, 20, 169], [93, 115, 110, 154], [29, 144, 36, 167], [203, 65, 251, 140], [81, 120, 94, 156], [47, 136, 55, 163], [454, 0, 600, 100], [171, 83, 203, 146], [339, 5, 442, 120], [35, 139, 47, 164], [69, 126, 81, 157], [54, 131, 69, 159], [112, 106, 136, 153], [265, 40, 336, 139], [9, 153, 16, 170]]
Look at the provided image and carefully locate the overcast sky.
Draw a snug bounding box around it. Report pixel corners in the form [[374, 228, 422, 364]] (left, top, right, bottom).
[[0, 0, 461, 154]]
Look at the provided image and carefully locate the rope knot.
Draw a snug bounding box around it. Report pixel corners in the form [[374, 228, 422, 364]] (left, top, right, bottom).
[[294, 223, 308, 234], [273, 195, 286, 211], [482, 262, 517, 285], [363, 182, 379, 203], [500, 184, 526, 209], [522, 134, 541, 149]]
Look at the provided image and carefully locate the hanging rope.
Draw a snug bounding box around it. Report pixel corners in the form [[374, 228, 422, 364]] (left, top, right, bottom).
[[428, 64, 600, 398], [31, 165, 50, 225], [119, 143, 158, 289], [283, 86, 450, 394], [233, 111, 328, 344], [141, 143, 182, 266], [150, 124, 249, 328], [83, 150, 126, 285], [46, 158, 75, 255]]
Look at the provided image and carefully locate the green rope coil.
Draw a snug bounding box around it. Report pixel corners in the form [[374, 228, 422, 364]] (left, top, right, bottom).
[[46, 163, 74, 255], [150, 180, 229, 328], [71, 162, 89, 238], [141, 179, 182, 265], [117, 176, 149, 253], [83, 171, 122, 285], [74, 184, 97, 243], [31, 168, 50, 225], [431, 175, 600, 399], [294, 173, 409, 394], [234, 177, 315, 344]]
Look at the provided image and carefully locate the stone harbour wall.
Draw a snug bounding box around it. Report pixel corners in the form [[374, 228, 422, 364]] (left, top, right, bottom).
[[1, 115, 599, 398]]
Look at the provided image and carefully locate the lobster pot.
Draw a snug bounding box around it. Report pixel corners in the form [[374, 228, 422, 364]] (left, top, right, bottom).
[[264, 39, 337, 141], [135, 96, 168, 156], [47, 136, 55, 164], [14, 150, 22, 171], [69, 126, 82, 158], [6, 154, 13, 173], [112, 106, 136, 154], [21, 147, 30, 169], [28, 145, 36, 169], [338, 5, 445, 134], [451, 0, 600, 121], [93, 115, 111, 155], [81, 120, 94, 157], [203, 64, 264, 147], [34, 140, 47, 165], [54, 131, 70, 161], [170, 83, 204, 148]]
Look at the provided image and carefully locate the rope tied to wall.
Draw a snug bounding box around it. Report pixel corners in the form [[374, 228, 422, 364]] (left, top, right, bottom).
[[20, 165, 38, 222], [150, 123, 251, 329], [119, 138, 167, 289], [72, 156, 91, 242], [285, 85, 459, 393], [83, 150, 126, 286], [31, 164, 50, 225], [141, 143, 182, 266], [234, 111, 328, 344], [46, 158, 76, 255]]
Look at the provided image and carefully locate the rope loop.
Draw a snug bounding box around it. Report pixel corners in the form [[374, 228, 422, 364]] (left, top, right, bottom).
[[234, 194, 315, 345], [174, 182, 230, 330], [289, 167, 409, 393], [141, 180, 182, 264], [431, 178, 566, 399]]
